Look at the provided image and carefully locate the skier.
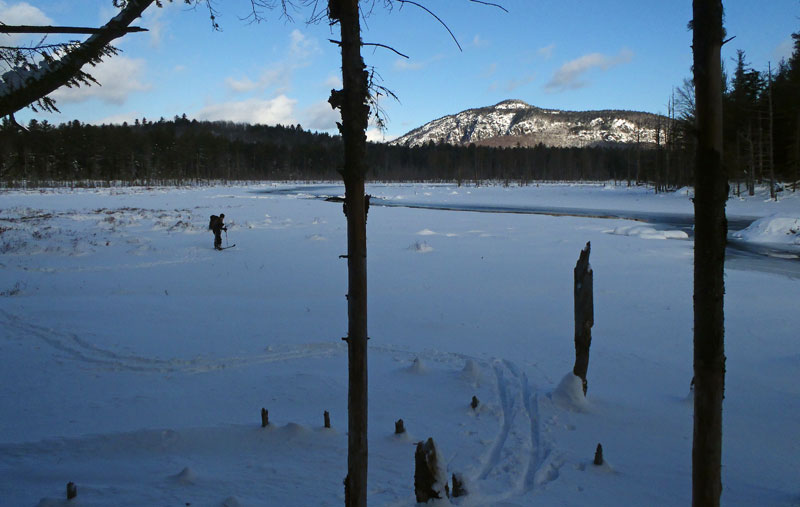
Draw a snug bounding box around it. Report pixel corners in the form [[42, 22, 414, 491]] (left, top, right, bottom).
[[210, 213, 227, 250]]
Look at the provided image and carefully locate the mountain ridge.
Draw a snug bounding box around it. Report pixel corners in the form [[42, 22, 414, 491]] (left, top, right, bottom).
[[391, 99, 669, 149]]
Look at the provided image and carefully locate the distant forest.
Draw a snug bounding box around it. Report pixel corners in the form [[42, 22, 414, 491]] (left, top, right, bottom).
[[0, 116, 690, 188], [1, 32, 798, 191]]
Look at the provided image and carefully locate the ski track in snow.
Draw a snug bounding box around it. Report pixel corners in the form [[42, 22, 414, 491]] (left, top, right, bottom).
[[469, 359, 560, 502], [0, 309, 343, 374]]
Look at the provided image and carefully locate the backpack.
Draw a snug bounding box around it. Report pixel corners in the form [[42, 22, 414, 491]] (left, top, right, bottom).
[[208, 215, 219, 231]]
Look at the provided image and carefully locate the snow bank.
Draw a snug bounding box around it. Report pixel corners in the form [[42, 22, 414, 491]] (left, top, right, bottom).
[[731, 213, 800, 246], [607, 225, 688, 240], [551, 372, 589, 412]]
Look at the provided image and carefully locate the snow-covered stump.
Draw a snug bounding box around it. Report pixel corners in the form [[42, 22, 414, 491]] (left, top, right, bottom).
[[260, 408, 269, 428], [573, 242, 594, 395], [414, 438, 448, 502], [395, 419, 405, 435], [66, 481, 77, 500]]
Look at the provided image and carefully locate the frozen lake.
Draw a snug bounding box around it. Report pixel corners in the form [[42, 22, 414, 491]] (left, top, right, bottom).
[[0, 182, 798, 506]]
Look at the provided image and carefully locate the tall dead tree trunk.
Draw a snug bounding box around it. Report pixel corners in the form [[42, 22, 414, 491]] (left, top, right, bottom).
[[692, 2, 727, 506], [328, 1, 370, 506], [573, 242, 593, 395]]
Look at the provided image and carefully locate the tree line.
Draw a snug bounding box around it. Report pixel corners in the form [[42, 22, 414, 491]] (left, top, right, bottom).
[[0, 115, 693, 188]]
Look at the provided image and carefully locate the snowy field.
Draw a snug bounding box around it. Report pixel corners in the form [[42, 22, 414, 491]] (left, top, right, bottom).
[[0, 182, 798, 506]]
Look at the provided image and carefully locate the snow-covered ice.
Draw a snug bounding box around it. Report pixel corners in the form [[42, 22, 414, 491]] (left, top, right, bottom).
[[0, 182, 798, 506]]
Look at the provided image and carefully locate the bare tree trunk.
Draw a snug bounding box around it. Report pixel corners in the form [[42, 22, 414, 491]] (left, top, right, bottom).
[[767, 62, 776, 200], [757, 114, 764, 184], [692, 2, 727, 506], [747, 122, 755, 196], [329, 1, 370, 506]]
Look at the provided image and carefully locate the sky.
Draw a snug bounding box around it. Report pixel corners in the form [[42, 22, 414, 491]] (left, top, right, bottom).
[[2, 0, 799, 141]]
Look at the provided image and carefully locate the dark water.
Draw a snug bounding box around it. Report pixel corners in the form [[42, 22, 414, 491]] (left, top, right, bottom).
[[254, 185, 800, 279]]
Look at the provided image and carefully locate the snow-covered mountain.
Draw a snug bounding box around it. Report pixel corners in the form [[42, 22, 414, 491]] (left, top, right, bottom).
[[391, 99, 667, 148]]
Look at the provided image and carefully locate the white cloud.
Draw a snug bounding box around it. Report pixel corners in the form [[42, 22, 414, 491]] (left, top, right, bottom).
[[94, 111, 143, 126], [367, 128, 395, 143], [394, 54, 445, 72], [225, 30, 319, 95], [774, 37, 794, 62], [537, 43, 556, 60], [0, 1, 52, 44], [302, 100, 339, 131], [481, 63, 497, 78], [545, 48, 633, 93], [472, 34, 489, 48], [195, 95, 297, 125], [144, 5, 166, 47], [289, 29, 319, 60], [50, 56, 151, 105], [225, 65, 289, 94], [225, 76, 260, 93], [324, 74, 343, 89], [504, 74, 536, 92]]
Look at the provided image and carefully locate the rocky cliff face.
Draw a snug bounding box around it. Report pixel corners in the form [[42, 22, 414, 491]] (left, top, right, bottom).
[[391, 99, 667, 148]]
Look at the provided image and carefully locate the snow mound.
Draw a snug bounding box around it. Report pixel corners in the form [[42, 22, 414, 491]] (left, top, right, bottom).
[[551, 372, 589, 411], [461, 359, 482, 386], [732, 214, 800, 246], [171, 466, 197, 485], [405, 357, 428, 374], [417, 228, 437, 236], [608, 225, 688, 240], [280, 422, 310, 437]]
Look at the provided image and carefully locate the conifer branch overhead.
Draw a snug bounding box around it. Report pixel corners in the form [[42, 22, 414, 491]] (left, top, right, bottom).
[[0, 0, 156, 117], [0, 25, 148, 35]]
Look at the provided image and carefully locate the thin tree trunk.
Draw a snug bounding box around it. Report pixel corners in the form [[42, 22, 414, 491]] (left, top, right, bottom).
[[331, 1, 370, 506], [747, 122, 755, 196], [758, 114, 764, 184], [767, 62, 776, 200], [692, 2, 727, 506]]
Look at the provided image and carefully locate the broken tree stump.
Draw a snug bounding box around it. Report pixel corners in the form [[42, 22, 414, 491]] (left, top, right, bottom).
[[414, 438, 445, 502], [573, 241, 594, 395], [395, 419, 405, 434], [470, 396, 479, 410], [324, 410, 331, 428], [260, 408, 269, 427], [594, 443, 604, 465], [66, 481, 77, 500], [451, 473, 467, 497]]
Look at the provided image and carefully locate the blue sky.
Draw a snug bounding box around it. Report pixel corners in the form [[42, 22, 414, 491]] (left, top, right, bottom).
[[3, 0, 799, 140]]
